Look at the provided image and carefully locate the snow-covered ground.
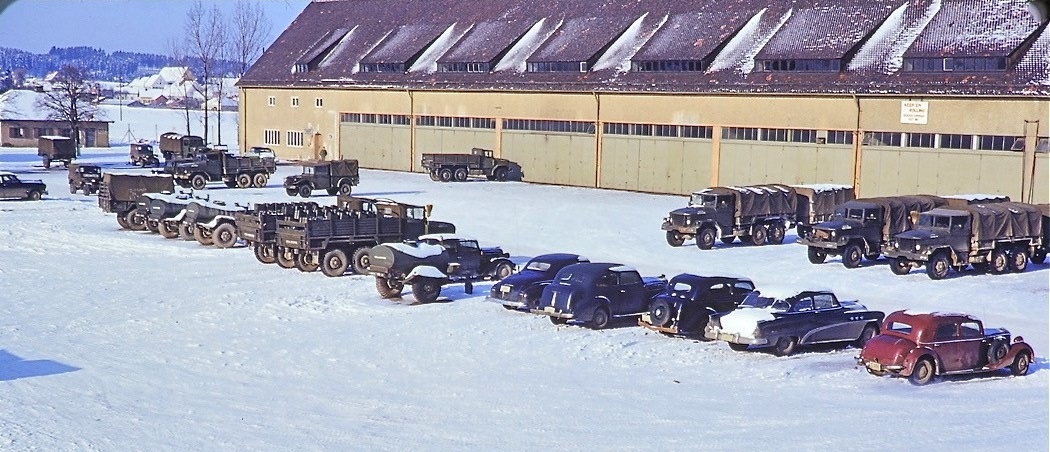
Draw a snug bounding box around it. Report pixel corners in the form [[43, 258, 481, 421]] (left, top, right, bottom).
[[0, 107, 1047, 451]]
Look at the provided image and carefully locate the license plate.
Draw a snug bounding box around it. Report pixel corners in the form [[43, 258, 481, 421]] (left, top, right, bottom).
[[500, 286, 511, 294], [640, 313, 652, 323], [543, 307, 555, 313], [865, 362, 883, 372]]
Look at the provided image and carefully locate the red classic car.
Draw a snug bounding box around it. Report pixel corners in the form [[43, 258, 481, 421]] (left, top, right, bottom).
[[858, 310, 1034, 385]]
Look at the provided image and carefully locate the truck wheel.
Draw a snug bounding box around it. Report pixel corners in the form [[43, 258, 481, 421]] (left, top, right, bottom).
[[193, 226, 214, 246], [375, 277, 404, 298], [224, 180, 238, 188], [146, 219, 160, 234], [159, 221, 180, 239], [926, 252, 950, 280], [297, 184, 312, 198], [665, 231, 685, 247], [212, 223, 237, 249], [1032, 249, 1048, 264], [125, 209, 147, 231], [295, 253, 319, 272], [989, 248, 1009, 274], [493, 167, 508, 181], [807, 247, 827, 264], [276, 250, 296, 269], [890, 257, 911, 275], [321, 249, 349, 277], [588, 306, 611, 330], [439, 168, 453, 182], [1008, 246, 1028, 273], [252, 173, 268, 188], [254, 244, 277, 264], [285, 186, 298, 197], [842, 243, 863, 268], [453, 167, 468, 182], [720, 236, 735, 245], [766, 223, 786, 245], [429, 171, 441, 181], [350, 246, 372, 274], [190, 174, 207, 190], [749, 226, 767, 246], [179, 222, 195, 241], [337, 181, 353, 196], [236, 173, 252, 188], [411, 279, 442, 303], [695, 227, 716, 250], [116, 212, 131, 230]]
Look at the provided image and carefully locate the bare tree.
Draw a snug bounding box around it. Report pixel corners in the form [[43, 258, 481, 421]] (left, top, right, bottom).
[[167, 37, 194, 136], [184, 0, 226, 144], [230, 0, 271, 78], [35, 65, 100, 153]]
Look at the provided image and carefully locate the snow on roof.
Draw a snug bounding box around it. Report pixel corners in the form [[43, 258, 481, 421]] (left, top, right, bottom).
[[608, 265, 637, 273], [408, 23, 471, 73], [753, 285, 833, 300], [419, 233, 472, 241], [0, 171, 15, 176], [591, 13, 663, 73], [707, 8, 790, 74], [906, 0, 1041, 58], [493, 18, 561, 73]]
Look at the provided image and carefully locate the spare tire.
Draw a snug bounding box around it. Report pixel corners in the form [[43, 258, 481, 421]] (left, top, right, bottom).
[[649, 298, 675, 327]]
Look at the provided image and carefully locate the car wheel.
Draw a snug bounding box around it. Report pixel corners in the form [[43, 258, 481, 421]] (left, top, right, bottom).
[[411, 280, 442, 303], [749, 225, 766, 246], [453, 167, 468, 182], [807, 247, 827, 264], [350, 246, 372, 274], [696, 227, 716, 250], [853, 324, 878, 348], [321, 248, 349, 277], [439, 168, 453, 182], [728, 343, 750, 352], [549, 316, 567, 325], [772, 336, 798, 356], [1010, 352, 1031, 376], [989, 248, 1009, 274], [27, 190, 42, 201], [665, 231, 685, 247], [588, 307, 611, 330], [254, 244, 277, 264], [648, 299, 675, 327], [252, 173, 268, 188], [190, 174, 207, 190], [193, 226, 214, 246], [493, 261, 514, 280], [926, 252, 950, 280], [211, 223, 237, 249], [842, 243, 863, 268], [909, 358, 936, 385], [767, 223, 786, 245], [1008, 246, 1028, 273], [375, 277, 404, 298], [298, 184, 312, 198], [987, 339, 1008, 363], [236, 173, 252, 188], [890, 257, 911, 275]]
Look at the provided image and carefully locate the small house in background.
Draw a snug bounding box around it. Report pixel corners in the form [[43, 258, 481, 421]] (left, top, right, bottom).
[[0, 90, 111, 147]]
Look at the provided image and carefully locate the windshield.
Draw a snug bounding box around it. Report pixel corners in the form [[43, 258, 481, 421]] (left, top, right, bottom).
[[917, 214, 953, 228], [833, 207, 866, 220], [689, 193, 720, 208], [303, 166, 315, 175], [555, 269, 590, 285], [739, 291, 791, 311], [525, 260, 552, 272]]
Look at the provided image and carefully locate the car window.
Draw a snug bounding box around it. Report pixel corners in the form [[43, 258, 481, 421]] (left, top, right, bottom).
[[812, 294, 837, 310], [888, 321, 912, 334], [460, 241, 480, 250], [596, 273, 617, 287], [959, 322, 981, 338], [792, 297, 814, 312], [525, 260, 552, 272], [740, 292, 791, 311], [934, 323, 957, 340], [670, 282, 693, 294], [618, 272, 642, 285], [734, 281, 755, 293]]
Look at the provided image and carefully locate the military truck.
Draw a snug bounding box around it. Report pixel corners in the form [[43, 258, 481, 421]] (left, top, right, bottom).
[[793, 185, 856, 236], [38, 136, 77, 169], [1034, 204, 1050, 264], [663, 184, 802, 249], [284, 159, 360, 197], [798, 195, 947, 267], [98, 173, 174, 230], [67, 163, 102, 195], [421, 147, 522, 182], [274, 196, 457, 276], [158, 132, 205, 161], [171, 149, 276, 190], [884, 202, 1044, 279], [129, 141, 160, 167], [368, 234, 514, 304], [181, 198, 251, 248], [236, 201, 323, 264]]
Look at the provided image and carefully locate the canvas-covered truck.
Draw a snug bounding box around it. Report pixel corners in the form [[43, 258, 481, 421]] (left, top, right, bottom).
[[421, 147, 522, 182], [236, 201, 323, 264], [129, 141, 160, 167], [1034, 204, 1050, 264], [884, 202, 1044, 279], [158, 132, 205, 161], [284, 159, 360, 197], [38, 136, 76, 169], [792, 185, 856, 236], [663, 184, 801, 249], [798, 195, 947, 267], [275, 197, 457, 276], [368, 234, 514, 304], [98, 173, 174, 230], [171, 149, 276, 190]]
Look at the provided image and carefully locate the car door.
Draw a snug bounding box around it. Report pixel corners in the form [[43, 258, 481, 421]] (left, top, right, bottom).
[[0, 175, 12, 198], [782, 295, 817, 342], [448, 239, 483, 276], [615, 271, 646, 314], [929, 321, 971, 373], [804, 293, 854, 343]]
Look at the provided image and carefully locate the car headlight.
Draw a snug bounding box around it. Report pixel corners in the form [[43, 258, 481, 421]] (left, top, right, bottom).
[[914, 243, 921, 251]]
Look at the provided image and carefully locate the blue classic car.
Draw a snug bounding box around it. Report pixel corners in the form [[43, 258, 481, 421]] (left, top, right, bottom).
[[704, 287, 884, 356], [639, 274, 755, 337], [488, 253, 590, 311], [531, 262, 667, 329]]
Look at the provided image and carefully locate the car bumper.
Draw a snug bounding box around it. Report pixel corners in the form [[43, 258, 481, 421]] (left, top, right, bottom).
[[858, 359, 906, 376], [487, 296, 526, 310], [531, 306, 574, 319], [638, 313, 679, 334], [797, 238, 845, 249], [704, 330, 768, 346]]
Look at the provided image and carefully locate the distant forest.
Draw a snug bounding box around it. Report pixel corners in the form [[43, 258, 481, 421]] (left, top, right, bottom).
[[0, 46, 237, 81]]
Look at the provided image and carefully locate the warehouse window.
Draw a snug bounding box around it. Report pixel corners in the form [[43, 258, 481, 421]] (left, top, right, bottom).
[[315, 98, 323, 108], [287, 131, 304, 147], [267, 96, 276, 107], [437, 62, 490, 73], [907, 133, 935, 148], [862, 131, 902, 147], [759, 59, 840, 72], [290, 97, 299, 108], [10, 127, 24, 138], [826, 130, 854, 145], [723, 127, 759, 141], [360, 63, 405, 73], [761, 128, 789, 142], [654, 124, 678, 137], [632, 60, 705, 72], [681, 126, 713, 139], [939, 134, 973, 150], [263, 129, 280, 146], [505, 119, 595, 134], [977, 135, 1021, 151], [792, 129, 818, 143], [527, 61, 587, 72]]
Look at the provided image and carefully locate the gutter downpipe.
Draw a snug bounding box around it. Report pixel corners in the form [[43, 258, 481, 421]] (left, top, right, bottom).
[[408, 89, 416, 172], [593, 91, 601, 188], [852, 94, 863, 196]]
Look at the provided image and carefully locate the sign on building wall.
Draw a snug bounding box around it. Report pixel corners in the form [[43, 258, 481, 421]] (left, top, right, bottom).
[[900, 101, 929, 124]]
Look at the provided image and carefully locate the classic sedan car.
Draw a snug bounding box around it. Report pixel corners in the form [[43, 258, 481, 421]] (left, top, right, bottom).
[[0, 171, 47, 200], [531, 262, 666, 329], [705, 287, 884, 356], [639, 274, 755, 337], [858, 310, 1034, 385], [488, 253, 589, 311]]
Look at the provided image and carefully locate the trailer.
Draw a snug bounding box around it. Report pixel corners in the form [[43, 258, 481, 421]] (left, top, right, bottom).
[[98, 173, 174, 230], [37, 136, 77, 169]]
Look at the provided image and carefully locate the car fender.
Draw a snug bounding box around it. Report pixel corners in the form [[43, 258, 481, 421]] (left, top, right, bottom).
[[997, 342, 1035, 369], [405, 265, 449, 283], [902, 347, 941, 377]]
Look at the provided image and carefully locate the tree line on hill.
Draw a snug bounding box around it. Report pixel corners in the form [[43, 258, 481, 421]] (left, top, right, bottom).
[[0, 46, 239, 83]]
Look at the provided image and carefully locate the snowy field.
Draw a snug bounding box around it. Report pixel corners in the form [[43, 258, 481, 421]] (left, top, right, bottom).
[[0, 107, 1047, 451]]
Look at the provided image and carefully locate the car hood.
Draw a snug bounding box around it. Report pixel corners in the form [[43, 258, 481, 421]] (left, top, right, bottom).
[[859, 334, 915, 364], [715, 307, 778, 336], [498, 269, 547, 287]]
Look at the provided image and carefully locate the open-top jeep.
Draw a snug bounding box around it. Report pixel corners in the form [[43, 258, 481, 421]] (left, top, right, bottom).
[[368, 234, 513, 304], [284, 159, 360, 197], [67, 163, 102, 195]]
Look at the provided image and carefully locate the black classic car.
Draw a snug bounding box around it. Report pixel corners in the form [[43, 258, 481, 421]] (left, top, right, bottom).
[[0, 171, 47, 200], [705, 287, 884, 356], [489, 253, 590, 311], [639, 274, 755, 337], [531, 263, 666, 329]]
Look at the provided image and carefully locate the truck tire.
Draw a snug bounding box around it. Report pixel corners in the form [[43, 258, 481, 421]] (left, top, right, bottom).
[[1008, 246, 1028, 273], [297, 184, 312, 198], [125, 209, 147, 231], [285, 186, 298, 197], [146, 219, 160, 233], [337, 180, 353, 196], [411, 279, 442, 304], [179, 222, 196, 241], [252, 173, 268, 188], [190, 174, 207, 190], [254, 244, 277, 264], [276, 249, 296, 269], [493, 167, 508, 182], [212, 223, 237, 249], [116, 212, 131, 230], [696, 227, 716, 250], [749, 225, 767, 246], [429, 171, 441, 181], [236, 173, 252, 188], [351, 246, 371, 274], [807, 247, 827, 264], [890, 257, 911, 275], [665, 231, 685, 247], [842, 243, 863, 268], [439, 168, 453, 182], [375, 276, 404, 298], [193, 226, 214, 246], [321, 249, 349, 277], [159, 221, 180, 239], [224, 180, 238, 188], [767, 223, 786, 245], [989, 248, 1009, 274], [295, 253, 319, 272], [926, 252, 951, 280], [453, 167, 468, 182]]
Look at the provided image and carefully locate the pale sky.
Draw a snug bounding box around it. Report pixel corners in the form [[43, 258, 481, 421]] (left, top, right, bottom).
[[0, 0, 310, 55]]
